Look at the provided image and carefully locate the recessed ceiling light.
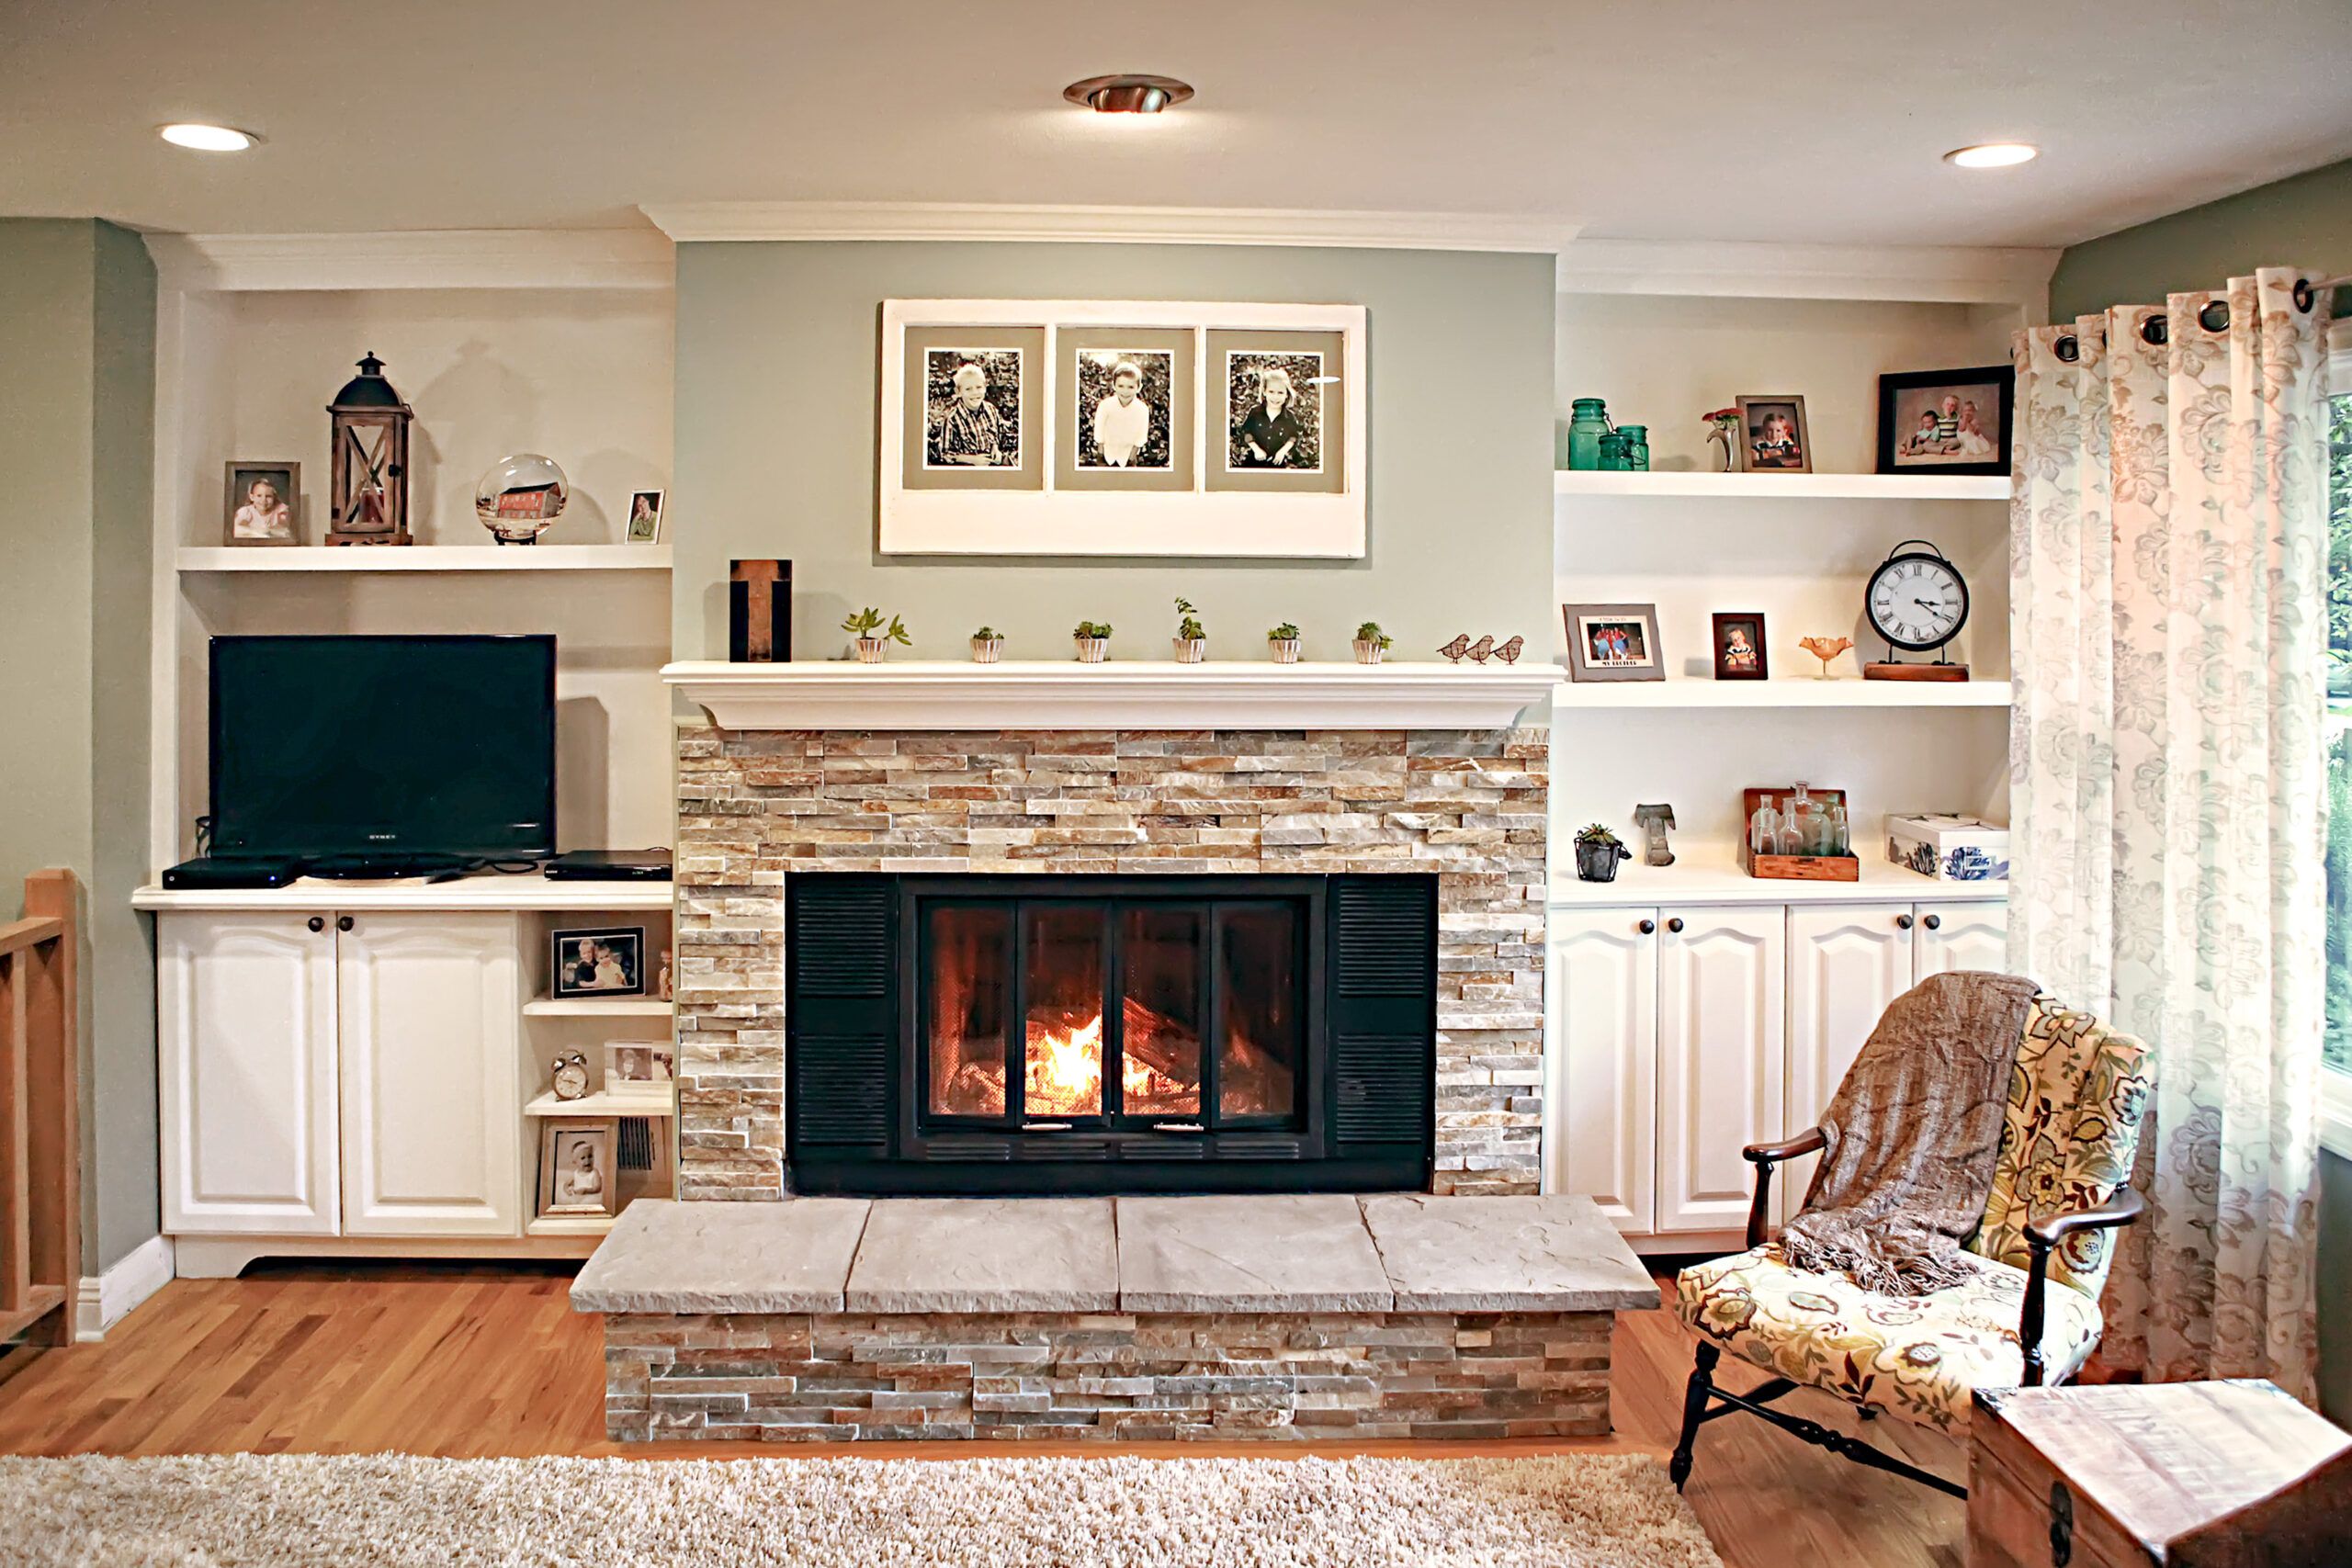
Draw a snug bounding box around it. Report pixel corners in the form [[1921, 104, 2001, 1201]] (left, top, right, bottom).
[[1062, 74, 1194, 114], [1944, 142, 2037, 168], [160, 122, 261, 152]]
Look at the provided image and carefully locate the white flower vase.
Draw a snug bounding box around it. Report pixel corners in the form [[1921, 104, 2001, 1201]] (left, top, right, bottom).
[[854, 637, 889, 664], [1352, 639, 1386, 665], [1074, 637, 1109, 663], [1173, 637, 1207, 664], [1269, 638, 1301, 665], [969, 637, 1002, 664]]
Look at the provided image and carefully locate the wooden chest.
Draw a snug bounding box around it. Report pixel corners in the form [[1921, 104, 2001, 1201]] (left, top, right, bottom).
[[1969, 1381, 2351, 1567]]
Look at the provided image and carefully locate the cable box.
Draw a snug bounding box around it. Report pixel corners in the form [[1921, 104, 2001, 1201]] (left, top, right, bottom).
[[163, 855, 305, 890], [543, 849, 672, 882]]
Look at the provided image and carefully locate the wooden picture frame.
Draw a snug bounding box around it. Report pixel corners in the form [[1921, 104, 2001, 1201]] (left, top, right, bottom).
[[537, 1116, 619, 1218], [1734, 396, 1811, 474], [550, 924, 647, 999], [1876, 366, 2015, 477], [222, 460, 302, 546], [1712, 612, 1770, 681], [1563, 603, 1666, 682]]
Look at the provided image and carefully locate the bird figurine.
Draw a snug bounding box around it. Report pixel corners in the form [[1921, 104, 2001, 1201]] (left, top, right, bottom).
[[1464, 635, 1497, 663], [1436, 634, 1472, 663], [1798, 635, 1855, 680], [1491, 635, 1525, 665]]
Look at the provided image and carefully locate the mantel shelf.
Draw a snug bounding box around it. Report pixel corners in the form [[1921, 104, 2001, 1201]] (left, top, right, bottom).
[[1554, 470, 2009, 502], [176, 545, 672, 573], [662, 660, 1563, 732]]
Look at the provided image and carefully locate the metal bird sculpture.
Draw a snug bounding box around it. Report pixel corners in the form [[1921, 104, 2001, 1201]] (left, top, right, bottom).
[[1464, 635, 1497, 663], [1436, 634, 1472, 663], [1491, 635, 1525, 665]]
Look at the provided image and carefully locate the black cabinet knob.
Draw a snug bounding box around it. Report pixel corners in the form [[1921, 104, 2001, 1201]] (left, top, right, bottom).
[[337, 915, 355, 932], [1636, 919, 1656, 935], [306, 916, 324, 933], [1665, 917, 1685, 934], [1923, 913, 1942, 931], [1896, 914, 1915, 931]]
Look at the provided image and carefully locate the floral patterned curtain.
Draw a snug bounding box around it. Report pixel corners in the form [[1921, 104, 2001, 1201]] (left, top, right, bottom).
[[2008, 267, 2330, 1400]]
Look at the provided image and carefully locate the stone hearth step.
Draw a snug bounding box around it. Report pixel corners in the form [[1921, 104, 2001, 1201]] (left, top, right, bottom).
[[578, 1194, 1656, 1444]]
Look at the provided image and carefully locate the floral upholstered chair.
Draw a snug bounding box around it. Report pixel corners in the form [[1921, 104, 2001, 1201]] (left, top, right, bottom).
[[1668, 994, 2154, 1499]]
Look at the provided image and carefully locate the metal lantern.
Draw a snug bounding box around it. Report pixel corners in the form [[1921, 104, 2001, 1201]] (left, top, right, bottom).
[[326, 352, 413, 546]]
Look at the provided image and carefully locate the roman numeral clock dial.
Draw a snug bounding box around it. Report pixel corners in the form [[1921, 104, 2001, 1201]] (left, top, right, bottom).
[[1861, 540, 1971, 682]]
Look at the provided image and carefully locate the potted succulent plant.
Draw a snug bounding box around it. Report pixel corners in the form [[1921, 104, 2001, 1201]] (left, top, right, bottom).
[[1267, 622, 1302, 664], [1573, 823, 1633, 883], [970, 626, 1003, 663], [1072, 620, 1113, 662], [1172, 597, 1207, 663], [1352, 621, 1393, 665], [842, 606, 911, 663]]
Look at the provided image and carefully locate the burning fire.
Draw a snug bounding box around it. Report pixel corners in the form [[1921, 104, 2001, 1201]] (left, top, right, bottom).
[[1023, 1010, 1191, 1116]]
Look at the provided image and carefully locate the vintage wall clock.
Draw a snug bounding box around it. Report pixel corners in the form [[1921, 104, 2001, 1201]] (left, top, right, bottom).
[[1862, 539, 1969, 681]]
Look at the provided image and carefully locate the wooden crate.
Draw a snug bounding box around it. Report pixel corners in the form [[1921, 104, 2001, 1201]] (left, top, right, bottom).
[[1737, 787, 1860, 880], [1969, 1381, 2351, 1568]]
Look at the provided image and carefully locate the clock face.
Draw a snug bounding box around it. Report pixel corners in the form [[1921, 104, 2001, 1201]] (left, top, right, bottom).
[[1866, 552, 1970, 651]]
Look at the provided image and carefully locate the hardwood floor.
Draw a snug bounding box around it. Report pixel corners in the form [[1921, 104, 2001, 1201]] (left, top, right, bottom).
[[0, 1260, 1965, 1567]]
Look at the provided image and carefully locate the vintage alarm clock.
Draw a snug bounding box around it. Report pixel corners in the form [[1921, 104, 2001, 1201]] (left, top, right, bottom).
[[550, 1051, 590, 1101], [1862, 539, 1970, 681]]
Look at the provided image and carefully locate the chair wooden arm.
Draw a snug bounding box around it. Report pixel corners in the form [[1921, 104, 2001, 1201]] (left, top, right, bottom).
[[1742, 1126, 1827, 1249], [2017, 1185, 2145, 1387]]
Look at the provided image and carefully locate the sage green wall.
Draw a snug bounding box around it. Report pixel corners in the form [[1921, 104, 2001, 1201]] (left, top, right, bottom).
[[0, 218, 156, 1275], [2048, 157, 2352, 321], [673, 243, 1556, 662]]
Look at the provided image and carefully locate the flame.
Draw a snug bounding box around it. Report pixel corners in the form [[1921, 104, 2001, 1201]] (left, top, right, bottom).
[[1023, 1010, 1190, 1116]]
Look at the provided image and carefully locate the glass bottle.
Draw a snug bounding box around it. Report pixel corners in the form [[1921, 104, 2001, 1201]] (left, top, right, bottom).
[[1782, 783, 1815, 857], [1617, 424, 1651, 471], [1826, 800, 1851, 857], [1747, 795, 1781, 860], [1566, 398, 1612, 471]]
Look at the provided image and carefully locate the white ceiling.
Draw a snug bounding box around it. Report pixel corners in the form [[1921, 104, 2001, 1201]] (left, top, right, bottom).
[[5, 0, 2350, 247]]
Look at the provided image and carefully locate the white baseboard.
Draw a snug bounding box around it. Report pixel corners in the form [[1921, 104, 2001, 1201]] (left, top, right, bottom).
[[74, 1235, 176, 1342]]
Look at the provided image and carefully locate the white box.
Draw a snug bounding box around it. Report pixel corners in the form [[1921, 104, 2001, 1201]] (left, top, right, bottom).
[[1886, 813, 2010, 882]]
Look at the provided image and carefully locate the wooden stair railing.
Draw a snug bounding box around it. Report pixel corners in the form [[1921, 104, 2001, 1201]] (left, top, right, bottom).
[[0, 869, 78, 1346]]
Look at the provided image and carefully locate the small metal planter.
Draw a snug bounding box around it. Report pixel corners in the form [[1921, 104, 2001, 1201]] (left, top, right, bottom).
[[854, 637, 889, 664], [1353, 638, 1385, 665], [970, 637, 1002, 664], [1269, 638, 1301, 664], [1575, 840, 1632, 883], [1074, 637, 1109, 663], [1173, 637, 1207, 664]]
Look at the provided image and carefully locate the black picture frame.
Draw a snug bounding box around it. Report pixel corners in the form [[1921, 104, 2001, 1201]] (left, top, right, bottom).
[[550, 924, 648, 999], [1876, 365, 2015, 477], [1711, 612, 1770, 681]]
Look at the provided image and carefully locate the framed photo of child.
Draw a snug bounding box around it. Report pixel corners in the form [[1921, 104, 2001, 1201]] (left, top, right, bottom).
[[1562, 603, 1667, 683], [1712, 612, 1770, 681], [223, 461, 301, 546], [1055, 327, 1193, 493], [1204, 328, 1347, 498], [894, 323, 1046, 498], [1735, 397, 1811, 473], [550, 925, 646, 999], [1876, 366, 2014, 477], [537, 1117, 618, 1219], [625, 489, 664, 543]]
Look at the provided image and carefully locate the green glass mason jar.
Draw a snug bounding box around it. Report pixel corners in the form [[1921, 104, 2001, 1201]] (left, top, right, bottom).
[[1566, 398, 1612, 470], [1617, 423, 1651, 471], [1598, 430, 1630, 470]]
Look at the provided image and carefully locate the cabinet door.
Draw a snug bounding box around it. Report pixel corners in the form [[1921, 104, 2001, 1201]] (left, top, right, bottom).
[[1545, 908, 1657, 1232], [1784, 905, 1915, 1223], [158, 912, 340, 1235], [1914, 902, 2010, 981], [337, 913, 522, 1236], [1656, 906, 1786, 1235]]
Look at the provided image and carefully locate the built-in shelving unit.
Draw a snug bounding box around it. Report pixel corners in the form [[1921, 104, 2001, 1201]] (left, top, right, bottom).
[[176, 545, 673, 574], [1549, 841, 2008, 907], [524, 1088, 676, 1118], [1553, 470, 2008, 502]]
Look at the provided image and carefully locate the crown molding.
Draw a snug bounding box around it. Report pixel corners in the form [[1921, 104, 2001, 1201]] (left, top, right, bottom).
[[144, 229, 674, 293], [1552, 237, 2058, 310], [639, 200, 1583, 254]]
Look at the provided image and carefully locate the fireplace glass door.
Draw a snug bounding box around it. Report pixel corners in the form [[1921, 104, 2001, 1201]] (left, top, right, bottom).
[[921, 893, 1305, 1134]]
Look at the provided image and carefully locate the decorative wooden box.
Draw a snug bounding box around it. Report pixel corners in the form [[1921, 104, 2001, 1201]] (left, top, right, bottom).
[[1969, 1381, 2352, 1568], [1738, 787, 1860, 881]]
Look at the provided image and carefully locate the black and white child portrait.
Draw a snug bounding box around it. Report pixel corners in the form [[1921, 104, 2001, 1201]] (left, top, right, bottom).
[[1579, 616, 1655, 670], [923, 348, 1023, 468], [1075, 350, 1173, 469], [1226, 351, 1324, 472], [552, 928, 645, 998], [546, 1125, 614, 1213]]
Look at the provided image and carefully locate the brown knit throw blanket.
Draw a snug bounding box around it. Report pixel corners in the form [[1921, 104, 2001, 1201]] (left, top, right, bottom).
[[1781, 970, 2037, 1295]]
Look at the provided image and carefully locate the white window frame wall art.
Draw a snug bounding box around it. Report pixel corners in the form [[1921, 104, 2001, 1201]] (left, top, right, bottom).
[[879, 299, 1368, 558]]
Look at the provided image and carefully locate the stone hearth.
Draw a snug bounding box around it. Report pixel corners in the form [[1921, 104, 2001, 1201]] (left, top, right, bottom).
[[673, 723, 1550, 1201]]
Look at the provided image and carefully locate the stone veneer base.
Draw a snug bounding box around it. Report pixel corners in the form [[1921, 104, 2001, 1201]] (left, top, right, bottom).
[[673, 724, 1550, 1201], [605, 1309, 1613, 1443]]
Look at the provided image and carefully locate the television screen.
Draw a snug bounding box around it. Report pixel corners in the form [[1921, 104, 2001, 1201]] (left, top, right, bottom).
[[209, 635, 557, 862]]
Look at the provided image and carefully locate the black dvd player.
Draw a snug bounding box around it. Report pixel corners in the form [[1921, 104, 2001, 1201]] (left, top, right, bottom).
[[543, 848, 672, 882], [162, 855, 305, 890]]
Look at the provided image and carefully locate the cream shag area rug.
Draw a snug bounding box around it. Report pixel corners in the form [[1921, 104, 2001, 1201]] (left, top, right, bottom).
[[1, 1452, 1721, 1567]]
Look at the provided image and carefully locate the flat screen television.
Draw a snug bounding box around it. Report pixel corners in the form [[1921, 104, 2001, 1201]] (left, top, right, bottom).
[[209, 634, 557, 864]]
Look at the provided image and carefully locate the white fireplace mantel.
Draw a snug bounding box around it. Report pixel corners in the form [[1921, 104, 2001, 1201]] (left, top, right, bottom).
[[662, 660, 1561, 732]]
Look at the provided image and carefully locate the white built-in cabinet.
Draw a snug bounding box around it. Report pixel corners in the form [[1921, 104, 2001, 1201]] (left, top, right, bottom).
[[1547, 895, 2008, 1240], [161, 910, 520, 1239]]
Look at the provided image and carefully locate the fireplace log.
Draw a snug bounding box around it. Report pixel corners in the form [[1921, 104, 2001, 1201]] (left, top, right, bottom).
[[1120, 995, 1201, 1084]]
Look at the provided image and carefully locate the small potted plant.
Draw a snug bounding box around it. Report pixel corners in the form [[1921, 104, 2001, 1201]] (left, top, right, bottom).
[[842, 606, 911, 663], [970, 626, 1003, 663], [1267, 622, 1302, 664], [1574, 823, 1633, 883], [1172, 597, 1207, 664], [1072, 620, 1113, 662], [1352, 621, 1393, 665]]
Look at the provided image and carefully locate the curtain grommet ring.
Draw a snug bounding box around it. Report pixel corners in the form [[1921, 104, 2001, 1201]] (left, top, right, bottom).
[[2141, 314, 2168, 346], [2293, 277, 2315, 313], [2198, 299, 2231, 334], [2054, 333, 2079, 363]]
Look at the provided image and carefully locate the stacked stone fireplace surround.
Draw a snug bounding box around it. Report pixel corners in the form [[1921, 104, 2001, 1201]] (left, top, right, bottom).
[[588, 719, 1617, 1444]]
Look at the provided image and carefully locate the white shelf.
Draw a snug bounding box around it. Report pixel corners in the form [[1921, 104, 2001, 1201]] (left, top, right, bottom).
[[176, 545, 672, 573], [524, 1089, 675, 1118], [1554, 470, 2008, 502], [526, 1213, 621, 1238], [1552, 677, 2007, 709], [522, 996, 674, 1019], [132, 874, 674, 912], [1552, 842, 2009, 907]]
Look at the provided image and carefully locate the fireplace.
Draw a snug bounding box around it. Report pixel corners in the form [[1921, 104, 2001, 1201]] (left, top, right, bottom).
[[786, 873, 1436, 1194]]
